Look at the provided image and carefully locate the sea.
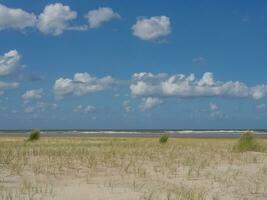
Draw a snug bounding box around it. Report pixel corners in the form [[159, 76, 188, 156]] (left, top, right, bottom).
[[0, 129, 267, 136]]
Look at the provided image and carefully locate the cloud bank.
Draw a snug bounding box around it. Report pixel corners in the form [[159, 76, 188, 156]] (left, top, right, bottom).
[[130, 72, 267, 100], [0, 4, 120, 35]]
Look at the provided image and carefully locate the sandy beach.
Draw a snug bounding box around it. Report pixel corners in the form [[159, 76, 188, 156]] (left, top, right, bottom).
[[0, 134, 267, 200]]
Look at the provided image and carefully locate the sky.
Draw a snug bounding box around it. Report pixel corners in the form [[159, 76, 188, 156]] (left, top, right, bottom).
[[0, 0, 267, 129]]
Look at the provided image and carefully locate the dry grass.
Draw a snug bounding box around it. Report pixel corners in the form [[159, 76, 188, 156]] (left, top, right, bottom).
[[0, 135, 266, 199]]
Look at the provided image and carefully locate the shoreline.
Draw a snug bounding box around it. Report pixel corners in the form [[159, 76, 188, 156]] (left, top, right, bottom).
[[1, 132, 267, 138]]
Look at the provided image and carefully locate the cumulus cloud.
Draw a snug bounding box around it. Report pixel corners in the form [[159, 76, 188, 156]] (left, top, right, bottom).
[[130, 72, 267, 100], [37, 3, 77, 35], [0, 4, 121, 35], [132, 16, 171, 40], [0, 4, 36, 30], [85, 7, 120, 28], [22, 89, 43, 102], [140, 97, 163, 111], [0, 50, 22, 76], [53, 72, 117, 98], [0, 50, 21, 94]]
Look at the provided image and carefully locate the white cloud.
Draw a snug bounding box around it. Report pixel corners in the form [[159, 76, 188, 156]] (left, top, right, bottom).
[[0, 4, 36, 30], [0, 50, 22, 76], [130, 72, 267, 100], [0, 50, 21, 94], [0, 4, 121, 35], [74, 104, 96, 113], [22, 89, 43, 102], [140, 97, 163, 111], [132, 16, 171, 40], [85, 7, 120, 28], [37, 3, 77, 35], [209, 102, 218, 111], [0, 81, 19, 90], [53, 72, 117, 98]]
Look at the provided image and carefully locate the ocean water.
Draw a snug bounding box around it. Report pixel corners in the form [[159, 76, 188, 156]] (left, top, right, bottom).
[[0, 129, 267, 135]]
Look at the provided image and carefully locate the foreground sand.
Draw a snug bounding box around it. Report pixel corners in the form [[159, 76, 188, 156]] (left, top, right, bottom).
[[0, 136, 267, 200]]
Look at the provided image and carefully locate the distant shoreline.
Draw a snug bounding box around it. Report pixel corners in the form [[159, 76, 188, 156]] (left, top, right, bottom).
[[1, 132, 267, 138]]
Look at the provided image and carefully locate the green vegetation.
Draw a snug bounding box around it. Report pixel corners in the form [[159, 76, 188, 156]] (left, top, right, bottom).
[[159, 134, 169, 144], [27, 129, 41, 141], [233, 131, 265, 152]]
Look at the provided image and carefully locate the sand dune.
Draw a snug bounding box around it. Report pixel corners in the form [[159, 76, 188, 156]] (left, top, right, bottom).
[[0, 136, 266, 199]]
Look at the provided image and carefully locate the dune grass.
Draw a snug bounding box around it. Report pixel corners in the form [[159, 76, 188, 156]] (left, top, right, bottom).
[[0, 135, 266, 199], [27, 129, 41, 142], [233, 131, 265, 152], [159, 135, 169, 144]]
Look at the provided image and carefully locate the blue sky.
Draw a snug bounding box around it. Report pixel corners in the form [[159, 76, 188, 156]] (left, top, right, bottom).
[[0, 0, 267, 129]]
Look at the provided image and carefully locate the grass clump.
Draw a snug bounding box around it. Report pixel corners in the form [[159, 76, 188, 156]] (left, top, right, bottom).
[[159, 135, 169, 144], [27, 129, 41, 141], [233, 131, 265, 152]]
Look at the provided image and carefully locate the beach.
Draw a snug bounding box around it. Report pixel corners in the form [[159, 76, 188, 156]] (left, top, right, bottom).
[[0, 134, 266, 200]]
